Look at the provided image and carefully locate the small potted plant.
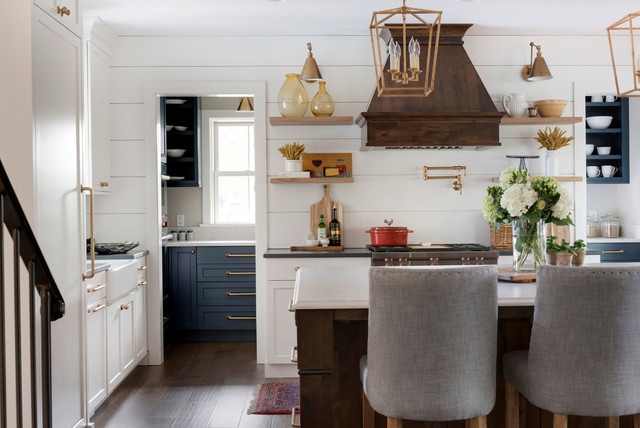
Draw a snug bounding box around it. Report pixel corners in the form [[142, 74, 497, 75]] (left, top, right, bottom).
[[546, 235, 559, 265], [277, 142, 305, 173], [555, 239, 575, 266], [571, 239, 586, 266]]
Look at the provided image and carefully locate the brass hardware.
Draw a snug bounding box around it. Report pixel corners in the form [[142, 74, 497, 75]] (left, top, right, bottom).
[[522, 42, 552, 82], [163, 317, 169, 324], [288, 300, 295, 312], [423, 166, 467, 195], [82, 186, 95, 280], [57, 6, 70, 16], [607, 12, 640, 97], [603, 250, 625, 254], [300, 43, 323, 82], [120, 304, 130, 311], [226, 316, 256, 320], [138, 281, 147, 287], [87, 284, 105, 293], [161, 153, 166, 158], [226, 292, 256, 296], [291, 406, 301, 427], [99, 181, 109, 187], [191, 250, 195, 254], [138, 265, 147, 271], [294, 267, 300, 271], [226, 272, 256, 276], [225, 253, 255, 258], [87, 304, 106, 314], [290, 346, 298, 363]]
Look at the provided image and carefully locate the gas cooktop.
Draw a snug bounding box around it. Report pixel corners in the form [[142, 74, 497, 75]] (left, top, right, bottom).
[[367, 244, 491, 252]]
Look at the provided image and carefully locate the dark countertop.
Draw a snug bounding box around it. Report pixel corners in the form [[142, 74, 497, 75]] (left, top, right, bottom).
[[92, 249, 149, 260], [497, 248, 602, 256], [264, 248, 372, 258]]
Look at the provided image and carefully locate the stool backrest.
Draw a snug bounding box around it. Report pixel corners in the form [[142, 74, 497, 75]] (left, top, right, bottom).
[[529, 265, 640, 416], [366, 266, 498, 421]]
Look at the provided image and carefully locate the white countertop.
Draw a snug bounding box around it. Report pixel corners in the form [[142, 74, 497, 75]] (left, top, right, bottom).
[[292, 266, 537, 310], [164, 240, 255, 247]]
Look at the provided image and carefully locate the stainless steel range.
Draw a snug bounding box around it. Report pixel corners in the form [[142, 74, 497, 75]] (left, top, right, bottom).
[[369, 244, 499, 266]]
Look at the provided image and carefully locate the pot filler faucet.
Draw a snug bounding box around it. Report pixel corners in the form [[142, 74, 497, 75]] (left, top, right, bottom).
[[423, 166, 467, 195]]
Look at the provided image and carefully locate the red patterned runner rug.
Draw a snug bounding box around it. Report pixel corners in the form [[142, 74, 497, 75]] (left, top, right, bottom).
[[248, 382, 300, 414]]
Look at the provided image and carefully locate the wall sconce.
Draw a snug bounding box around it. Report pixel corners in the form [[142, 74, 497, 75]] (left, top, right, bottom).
[[300, 43, 323, 82], [423, 166, 466, 195], [521, 42, 552, 82], [607, 12, 640, 97], [236, 97, 253, 112]]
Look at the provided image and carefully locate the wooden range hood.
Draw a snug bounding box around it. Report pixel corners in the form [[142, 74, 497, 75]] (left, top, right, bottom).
[[357, 24, 504, 150]]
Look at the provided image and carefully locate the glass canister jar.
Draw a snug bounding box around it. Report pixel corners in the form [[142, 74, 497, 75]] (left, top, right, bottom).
[[601, 212, 620, 238], [587, 216, 599, 238]]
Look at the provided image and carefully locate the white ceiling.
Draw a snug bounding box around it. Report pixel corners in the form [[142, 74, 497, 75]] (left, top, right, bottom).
[[83, 0, 638, 37]]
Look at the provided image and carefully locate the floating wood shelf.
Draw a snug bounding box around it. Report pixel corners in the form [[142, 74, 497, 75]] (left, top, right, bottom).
[[491, 176, 583, 183], [269, 116, 353, 126], [500, 117, 583, 125], [270, 177, 354, 184]]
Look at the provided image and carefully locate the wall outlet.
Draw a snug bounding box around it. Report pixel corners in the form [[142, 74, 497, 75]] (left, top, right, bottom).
[[177, 214, 185, 227]]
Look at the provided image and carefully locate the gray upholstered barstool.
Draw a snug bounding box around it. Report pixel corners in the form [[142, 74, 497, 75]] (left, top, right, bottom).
[[503, 265, 640, 428], [360, 266, 498, 428]]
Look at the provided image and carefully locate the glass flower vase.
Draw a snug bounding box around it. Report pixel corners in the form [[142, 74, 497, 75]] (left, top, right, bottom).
[[311, 81, 335, 117], [277, 73, 309, 117], [512, 218, 546, 272]]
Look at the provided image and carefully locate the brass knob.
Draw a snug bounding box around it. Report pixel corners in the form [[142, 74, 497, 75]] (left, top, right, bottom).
[[120, 304, 129, 311], [191, 250, 195, 254], [57, 6, 71, 15], [100, 181, 109, 187]]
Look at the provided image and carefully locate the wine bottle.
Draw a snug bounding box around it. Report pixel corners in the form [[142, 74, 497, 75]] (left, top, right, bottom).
[[329, 207, 341, 246], [317, 215, 327, 240]]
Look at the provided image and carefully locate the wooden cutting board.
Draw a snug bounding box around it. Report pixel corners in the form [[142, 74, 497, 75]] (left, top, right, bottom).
[[309, 185, 343, 240], [498, 268, 536, 283]]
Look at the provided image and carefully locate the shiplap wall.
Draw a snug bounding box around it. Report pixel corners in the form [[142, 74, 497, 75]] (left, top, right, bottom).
[[102, 33, 633, 248]]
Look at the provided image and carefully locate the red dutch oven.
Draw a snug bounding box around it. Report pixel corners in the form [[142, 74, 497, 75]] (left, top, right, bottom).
[[366, 226, 414, 246]]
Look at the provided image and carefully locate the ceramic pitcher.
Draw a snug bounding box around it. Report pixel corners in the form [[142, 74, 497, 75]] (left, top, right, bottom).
[[502, 93, 528, 117]]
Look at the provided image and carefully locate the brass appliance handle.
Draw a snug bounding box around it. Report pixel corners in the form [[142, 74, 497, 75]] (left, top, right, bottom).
[[225, 253, 255, 258], [82, 186, 95, 280], [291, 406, 300, 427], [603, 249, 625, 254], [226, 292, 256, 296], [226, 272, 256, 276], [138, 281, 147, 287], [226, 316, 256, 320], [290, 346, 298, 363], [87, 304, 106, 314], [87, 284, 105, 293]]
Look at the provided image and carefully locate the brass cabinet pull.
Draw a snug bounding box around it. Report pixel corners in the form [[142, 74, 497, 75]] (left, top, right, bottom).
[[226, 292, 256, 296], [81, 186, 95, 280], [138, 281, 147, 287], [138, 265, 147, 271], [294, 266, 300, 271], [291, 406, 300, 427], [57, 6, 71, 15], [191, 250, 195, 254], [87, 304, 106, 314], [226, 316, 256, 320], [99, 181, 109, 187], [226, 271, 256, 276], [225, 253, 255, 258], [290, 345, 298, 363], [603, 249, 625, 254], [288, 300, 295, 312], [87, 284, 105, 293], [120, 304, 130, 311]]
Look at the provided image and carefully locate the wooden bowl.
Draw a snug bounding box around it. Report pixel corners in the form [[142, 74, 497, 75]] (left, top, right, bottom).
[[533, 99, 567, 117]]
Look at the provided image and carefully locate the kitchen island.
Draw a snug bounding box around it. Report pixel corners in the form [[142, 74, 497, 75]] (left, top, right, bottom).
[[292, 266, 629, 428]]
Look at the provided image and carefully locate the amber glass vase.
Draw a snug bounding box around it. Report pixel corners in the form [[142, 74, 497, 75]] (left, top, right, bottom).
[[311, 81, 335, 117], [277, 73, 308, 117]]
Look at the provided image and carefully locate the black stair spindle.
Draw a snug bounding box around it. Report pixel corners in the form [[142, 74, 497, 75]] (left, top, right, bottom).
[[29, 261, 37, 428], [13, 228, 22, 428], [39, 288, 52, 428], [0, 193, 6, 428]]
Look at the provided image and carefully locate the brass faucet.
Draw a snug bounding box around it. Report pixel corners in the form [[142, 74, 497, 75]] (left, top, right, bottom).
[[423, 166, 467, 195]]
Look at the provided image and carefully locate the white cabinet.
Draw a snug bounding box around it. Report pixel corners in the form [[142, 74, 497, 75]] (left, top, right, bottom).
[[87, 41, 111, 194], [107, 292, 135, 394], [33, 0, 82, 37], [86, 298, 107, 415]]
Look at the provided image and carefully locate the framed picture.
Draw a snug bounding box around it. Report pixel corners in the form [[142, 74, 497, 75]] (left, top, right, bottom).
[[301, 153, 352, 178]]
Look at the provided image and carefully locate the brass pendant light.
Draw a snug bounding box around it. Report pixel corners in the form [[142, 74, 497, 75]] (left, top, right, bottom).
[[369, 0, 442, 97], [236, 97, 253, 112], [522, 42, 553, 82], [607, 12, 640, 97], [300, 43, 323, 82]]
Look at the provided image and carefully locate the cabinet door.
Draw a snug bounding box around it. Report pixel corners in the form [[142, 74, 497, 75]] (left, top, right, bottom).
[[120, 294, 135, 374], [88, 41, 111, 194], [87, 299, 107, 415], [33, 0, 82, 37], [266, 281, 297, 364], [106, 302, 122, 394], [170, 247, 197, 329], [134, 284, 147, 361]]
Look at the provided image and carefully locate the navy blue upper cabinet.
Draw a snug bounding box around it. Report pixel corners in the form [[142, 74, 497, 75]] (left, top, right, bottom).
[[169, 247, 197, 329], [162, 97, 201, 187]]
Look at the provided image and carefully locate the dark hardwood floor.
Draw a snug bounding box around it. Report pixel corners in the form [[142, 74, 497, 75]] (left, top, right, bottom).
[[91, 342, 294, 428]]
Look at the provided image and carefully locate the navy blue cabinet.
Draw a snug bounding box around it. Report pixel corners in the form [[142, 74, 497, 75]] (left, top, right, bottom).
[[587, 242, 640, 262], [162, 97, 201, 187], [167, 245, 256, 341]]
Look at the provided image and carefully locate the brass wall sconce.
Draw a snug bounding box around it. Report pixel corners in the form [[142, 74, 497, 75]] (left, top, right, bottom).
[[236, 97, 253, 112], [607, 12, 640, 97], [522, 42, 552, 82], [423, 166, 466, 195], [300, 43, 323, 82]]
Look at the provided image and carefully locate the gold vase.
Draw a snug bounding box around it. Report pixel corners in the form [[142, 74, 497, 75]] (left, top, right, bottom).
[[277, 73, 308, 117], [310, 81, 335, 117]]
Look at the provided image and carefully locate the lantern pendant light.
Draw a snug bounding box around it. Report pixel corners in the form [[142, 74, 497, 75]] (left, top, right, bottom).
[[369, 0, 442, 97], [608, 11, 640, 97]]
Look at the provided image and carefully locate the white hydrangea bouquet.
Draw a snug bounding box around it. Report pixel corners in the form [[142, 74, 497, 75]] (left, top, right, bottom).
[[482, 167, 573, 271]]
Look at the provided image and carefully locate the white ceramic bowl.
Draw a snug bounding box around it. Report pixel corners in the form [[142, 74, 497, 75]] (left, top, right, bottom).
[[586, 116, 613, 129], [165, 125, 174, 131], [320, 238, 330, 247], [174, 126, 188, 131], [597, 146, 612, 155], [306, 239, 319, 247], [167, 149, 186, 158], [585, 144, 594, 155]]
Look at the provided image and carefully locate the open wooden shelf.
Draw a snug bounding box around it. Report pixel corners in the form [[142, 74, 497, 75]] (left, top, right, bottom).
[[269, 116, 353, 126], [500, 117, 582, 125], [491, 176, 583, 183], [270, 177, 354, 184]]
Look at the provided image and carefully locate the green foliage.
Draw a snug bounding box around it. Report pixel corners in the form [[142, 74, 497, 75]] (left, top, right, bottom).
[[557, 239, 575, 254], [571, 239, 586, 252], [546, 235, 560, 252]]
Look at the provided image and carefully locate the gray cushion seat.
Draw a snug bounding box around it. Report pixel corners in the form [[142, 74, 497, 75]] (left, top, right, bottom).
[[503, 265, 640, 422], [361, 266, 498, 423]]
